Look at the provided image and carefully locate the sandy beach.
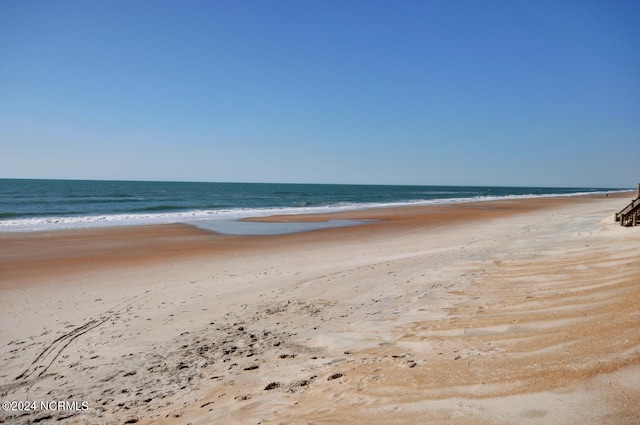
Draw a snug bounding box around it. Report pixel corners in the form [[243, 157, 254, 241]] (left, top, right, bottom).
[[1, 193, 638, 424]]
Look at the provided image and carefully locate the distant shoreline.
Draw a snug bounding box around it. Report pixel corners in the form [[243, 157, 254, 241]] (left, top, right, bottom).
[[0, 192, 633, 285], [0, 181, 631, 233]]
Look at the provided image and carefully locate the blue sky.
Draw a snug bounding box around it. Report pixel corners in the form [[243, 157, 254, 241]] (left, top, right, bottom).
[[1, 0, 638, 187]]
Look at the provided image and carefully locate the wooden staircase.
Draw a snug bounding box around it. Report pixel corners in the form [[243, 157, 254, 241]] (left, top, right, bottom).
[[616, 183, 640, 226]]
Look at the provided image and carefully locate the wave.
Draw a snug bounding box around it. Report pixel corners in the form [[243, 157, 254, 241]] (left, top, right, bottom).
[[291, 201, 311, 207], [129, 204, 188, 213], [0, 190, 626, 233]]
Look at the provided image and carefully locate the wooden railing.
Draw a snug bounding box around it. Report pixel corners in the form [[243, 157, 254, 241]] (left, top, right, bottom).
[[616, 197, 640, 226]]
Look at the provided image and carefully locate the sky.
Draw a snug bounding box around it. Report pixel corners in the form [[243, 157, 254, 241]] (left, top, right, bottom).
[[1, 0, 638, 188]]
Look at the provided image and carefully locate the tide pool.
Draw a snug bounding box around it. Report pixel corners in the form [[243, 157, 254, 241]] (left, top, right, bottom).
[[188, 219, 370, 235]]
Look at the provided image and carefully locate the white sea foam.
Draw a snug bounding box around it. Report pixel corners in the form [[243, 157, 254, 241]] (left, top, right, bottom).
[[0, 190, 626, 233]]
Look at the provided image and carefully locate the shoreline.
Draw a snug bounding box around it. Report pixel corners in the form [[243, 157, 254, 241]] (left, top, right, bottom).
[[1, 193, 639, 424], [0, 190, 633, 234], [1, 193, 630, 287]]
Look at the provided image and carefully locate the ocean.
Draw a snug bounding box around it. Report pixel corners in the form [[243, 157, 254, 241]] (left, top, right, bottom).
[[0, 179, 625, 233]]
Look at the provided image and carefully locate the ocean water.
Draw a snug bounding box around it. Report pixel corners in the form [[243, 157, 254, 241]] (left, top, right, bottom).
[[0, 179, 624, 233]]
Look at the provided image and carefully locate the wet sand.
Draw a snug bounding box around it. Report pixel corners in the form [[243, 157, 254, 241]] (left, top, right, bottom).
[[1, 193, 639, 424]]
